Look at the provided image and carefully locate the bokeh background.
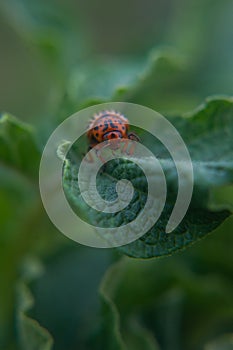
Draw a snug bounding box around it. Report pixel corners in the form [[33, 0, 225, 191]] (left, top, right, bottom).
[[1, 0, 233, 120], [0, 0, 233, 349]]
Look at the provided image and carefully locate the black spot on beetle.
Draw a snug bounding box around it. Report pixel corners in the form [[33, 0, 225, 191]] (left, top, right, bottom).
[[94, 126, 99, 130], [103, 123, 109, 132], [110, 121, 118, 128]]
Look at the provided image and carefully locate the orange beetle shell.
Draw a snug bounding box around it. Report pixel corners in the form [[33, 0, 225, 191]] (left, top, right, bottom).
[[87, 110, 130, 147]]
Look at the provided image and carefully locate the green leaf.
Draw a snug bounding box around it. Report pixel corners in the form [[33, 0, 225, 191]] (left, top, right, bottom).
[[68, 58, 145, 109], [113, 49, 192, 113], [96, 259, 160, 350], [16, 258, 53, 350], [96, 249, 233, 350], [95, 259, 127, 350], [62, 97, 233, 258], [24, 248, 113, 350], [67, 48, 196, 114], [0, 113, 41, 179], [0, 113, 42, 345], [0, 113, 67, 347]]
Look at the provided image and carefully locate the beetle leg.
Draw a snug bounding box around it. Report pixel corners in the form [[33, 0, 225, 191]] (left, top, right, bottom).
[[127, 132, 140, 155], [128, 132, 140, 142], [96, 142, 112, 164], [121, 139, 130, 154], [121, 133, 140, 156]]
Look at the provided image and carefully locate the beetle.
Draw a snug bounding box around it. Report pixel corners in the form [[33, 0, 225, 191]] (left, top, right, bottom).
[[86, 110, 140, 162]]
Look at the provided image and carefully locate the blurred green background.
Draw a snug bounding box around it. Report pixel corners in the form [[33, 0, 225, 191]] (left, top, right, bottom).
[[0, 0, 233, 349]]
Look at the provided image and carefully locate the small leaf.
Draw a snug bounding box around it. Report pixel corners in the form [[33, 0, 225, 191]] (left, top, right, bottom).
[[0, 114, 42, 346], [97, 258, 160, 350], [95, 259, 127, 350], [16, 258, 53, 350], [0, 113, 41, 179]]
